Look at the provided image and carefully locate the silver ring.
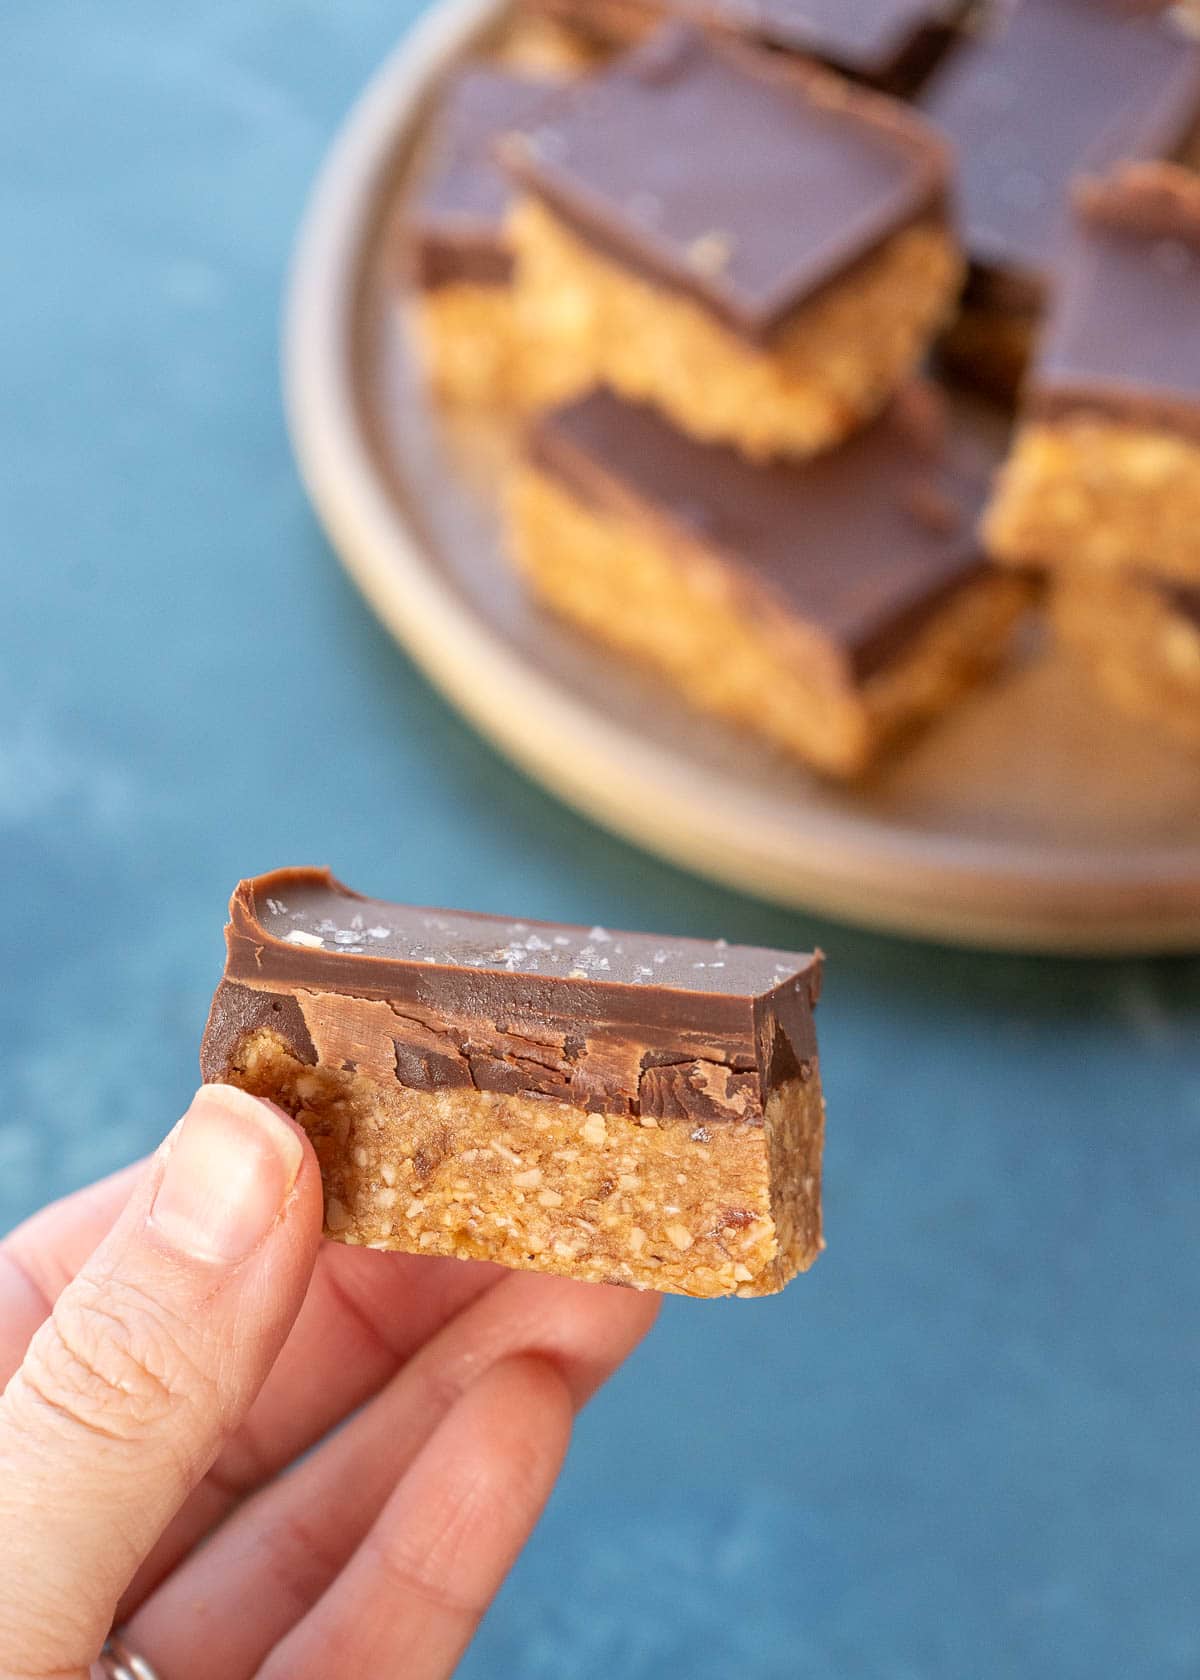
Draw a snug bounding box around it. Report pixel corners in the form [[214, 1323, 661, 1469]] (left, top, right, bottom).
[[96, 1633, 162, 1680]]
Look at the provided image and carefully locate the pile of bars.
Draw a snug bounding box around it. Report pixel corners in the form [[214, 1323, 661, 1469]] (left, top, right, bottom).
[[405, 0, 1200, 772]]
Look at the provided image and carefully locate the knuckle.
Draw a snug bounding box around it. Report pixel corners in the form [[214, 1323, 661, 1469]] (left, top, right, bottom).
[[11, 1273, 210, 1449], [368, 1521, 484, 1622], [263, 1505, 351, 1618], [415, 1359, 474, 1422]]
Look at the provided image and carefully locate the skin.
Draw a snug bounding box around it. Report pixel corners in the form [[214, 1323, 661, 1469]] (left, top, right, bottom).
[[0, 1085, 659, 1680]]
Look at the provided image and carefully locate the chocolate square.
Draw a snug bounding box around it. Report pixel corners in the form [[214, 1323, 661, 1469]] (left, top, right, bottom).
[[920, 0, 1200, 301], [530, 384, 1000, 679], [1031, 164, 1200, 442], [667, 0, 969, 86], [501, 24, 952, 339]]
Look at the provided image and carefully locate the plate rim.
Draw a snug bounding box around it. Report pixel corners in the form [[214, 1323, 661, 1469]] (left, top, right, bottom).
[[282, 0, 1200, 953]]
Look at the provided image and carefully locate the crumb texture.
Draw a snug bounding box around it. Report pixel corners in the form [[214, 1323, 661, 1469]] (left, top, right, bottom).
[[1053, 575, 1200, 750], [414, 285, 526, 405], [508, 199, 963, 458], [220, 1025, 824, 1299], [511, 466, 1031, 777], [986, 420, 1200, 582]]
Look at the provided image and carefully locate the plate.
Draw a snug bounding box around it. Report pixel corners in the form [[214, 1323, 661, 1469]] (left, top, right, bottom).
[[283, 0, 1200, 952]]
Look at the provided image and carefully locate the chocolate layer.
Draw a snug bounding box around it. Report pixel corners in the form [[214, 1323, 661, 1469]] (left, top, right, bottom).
[[919, 0, 1200, 298], [665, 0, 967, 87], [1029, 164, 1200, 443], [499, 24, 952, 340], [528, 384, 1001, 680], [202, 870, 822, 1125], [407, 67, 555, 290]]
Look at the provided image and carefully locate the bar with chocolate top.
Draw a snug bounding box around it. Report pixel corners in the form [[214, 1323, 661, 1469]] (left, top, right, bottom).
[[202, 870, 826, 1299], [986, 163, 1200, 584], [1052, 574, 1200, 750], [404, 67, 555, 403], [510, 384, 1033, 777], [500, 25, 961, 458], [522, 0, 969, 92], [921, 0, 1200, 398]]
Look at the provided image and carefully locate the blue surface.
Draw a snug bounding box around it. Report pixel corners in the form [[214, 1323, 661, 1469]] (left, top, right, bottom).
[[2, 4, 1199, 1675]]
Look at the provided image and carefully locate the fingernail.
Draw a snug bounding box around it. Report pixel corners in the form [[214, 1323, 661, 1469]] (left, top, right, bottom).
[[150, 1086, 304, 1263]]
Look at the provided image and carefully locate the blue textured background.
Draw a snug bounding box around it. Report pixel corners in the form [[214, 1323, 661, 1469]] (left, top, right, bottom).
[[3, 4, 1199, 1674]]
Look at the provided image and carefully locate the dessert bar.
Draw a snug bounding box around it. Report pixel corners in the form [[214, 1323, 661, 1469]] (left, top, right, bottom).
[[921, 0, 1200, 397], [523, 0, 969, 91], [986, 164, 1200, 583], [406, 67, 553, 402], [511, 385, 1032, 776], [502, 26, 960, 456], [202, 869, 826, 1299]]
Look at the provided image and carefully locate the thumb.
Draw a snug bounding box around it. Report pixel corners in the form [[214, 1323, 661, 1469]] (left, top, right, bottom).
[[0, 1084, 323, 1677]]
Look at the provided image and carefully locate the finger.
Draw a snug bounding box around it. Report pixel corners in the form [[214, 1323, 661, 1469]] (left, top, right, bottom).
[[0, 1085, 323, 1678], [0, 1161, 145, 1380], [120, 1246, 504, 1613], [126, 1271, 658, 1679], [260, 1355, 572, 1680]]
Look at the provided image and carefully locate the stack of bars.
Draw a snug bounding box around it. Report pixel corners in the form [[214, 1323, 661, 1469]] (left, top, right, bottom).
[[403, 0, 1200, 772], [985, 165, 1200, 750]]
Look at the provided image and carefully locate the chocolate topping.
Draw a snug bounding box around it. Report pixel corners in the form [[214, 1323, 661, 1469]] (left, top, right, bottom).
[[201, 983, 316, 1084], [920, 0, 1200, 295], [666, 0, 964, 83], [202, 870, 822, 1125], [499, 24, 952, 339], [1029, 164, 1200, 442], [407, 67, 555, 290], [528, 385, 1000, 680]]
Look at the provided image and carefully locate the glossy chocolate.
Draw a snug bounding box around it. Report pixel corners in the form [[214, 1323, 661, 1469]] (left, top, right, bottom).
[[499, 24, 952, 339], [920, 0, 1200, 297], [529, 384, 1001, 680], [1030, 164, 1200, 443], [407, 67, 555, 289], [531, 0, 963, 87], [202, 870, 822, 1124]]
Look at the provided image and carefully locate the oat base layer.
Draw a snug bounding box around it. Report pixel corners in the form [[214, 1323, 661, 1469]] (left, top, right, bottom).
[[223, 1026, 825, 1299], [494, 13, 600, 74], [415, 285, 525, 406], [986, 419, 1200, 583], [508, 199, 964, 459], [1053, 575, 1200, 750], [511, 466, 1031, 777]]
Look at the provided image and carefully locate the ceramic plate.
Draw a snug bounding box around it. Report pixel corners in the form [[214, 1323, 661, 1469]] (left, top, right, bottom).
[[283, 0, 1200, 952]]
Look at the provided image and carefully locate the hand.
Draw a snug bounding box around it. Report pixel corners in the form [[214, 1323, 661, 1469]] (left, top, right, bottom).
[[0, 1084, 659, 1679]]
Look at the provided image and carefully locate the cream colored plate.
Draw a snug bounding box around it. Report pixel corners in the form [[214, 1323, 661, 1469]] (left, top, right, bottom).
[[283, 0, 1200, 952]]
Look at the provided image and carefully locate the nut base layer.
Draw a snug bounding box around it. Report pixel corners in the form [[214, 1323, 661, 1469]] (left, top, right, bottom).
[[986, 419, 1200, 583], [414, 285, 527, 406], [220, 1026, 825, 1299], [508, 198, 963, 459], [511, 465, 1032, 777], [1053, 574, 1200, 750]]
